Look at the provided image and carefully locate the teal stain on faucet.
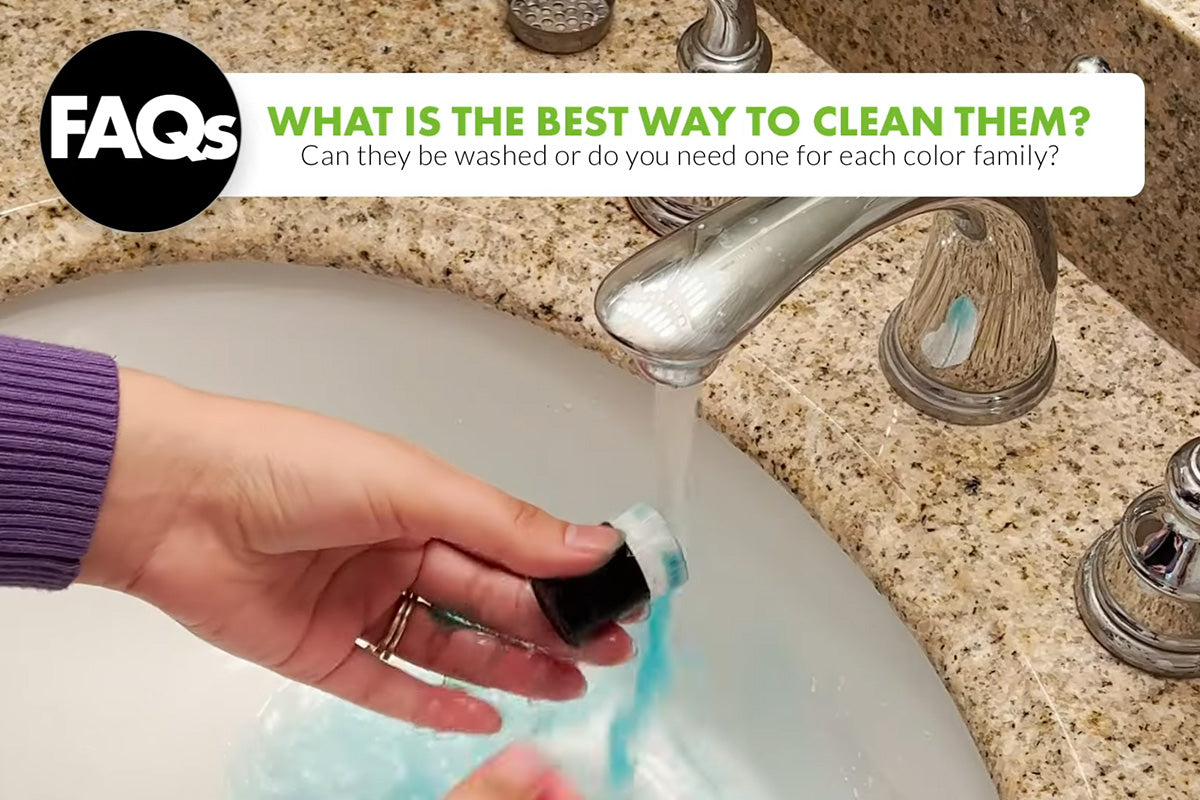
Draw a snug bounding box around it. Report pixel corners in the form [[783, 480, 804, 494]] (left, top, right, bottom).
[[920, 294, 978, 369]]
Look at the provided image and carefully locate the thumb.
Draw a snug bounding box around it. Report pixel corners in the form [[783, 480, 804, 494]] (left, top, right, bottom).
[[391, 448, 625, 579], [445, 745, 579, 800]]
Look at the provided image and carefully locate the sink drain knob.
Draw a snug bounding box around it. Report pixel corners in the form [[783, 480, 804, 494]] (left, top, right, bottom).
[[507, 0, 615, 55]]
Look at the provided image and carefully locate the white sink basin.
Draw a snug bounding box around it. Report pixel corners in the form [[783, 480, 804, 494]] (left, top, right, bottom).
[[0, 263, 997, 800]]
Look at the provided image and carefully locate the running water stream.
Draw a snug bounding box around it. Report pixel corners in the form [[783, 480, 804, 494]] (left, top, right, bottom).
[[652, 384, 701, 537], [605, 384, 701, 791]]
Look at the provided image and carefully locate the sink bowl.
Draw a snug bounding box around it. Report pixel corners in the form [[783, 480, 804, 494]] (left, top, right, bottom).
[[0, 263, 996, 799]]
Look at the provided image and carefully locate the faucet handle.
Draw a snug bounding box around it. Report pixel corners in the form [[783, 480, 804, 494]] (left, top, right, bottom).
[[1076, 436, 1200, 677], [1068, 54, 1113, 74], [677, 0, 772, 73], [1166, 437, 1200, 530]]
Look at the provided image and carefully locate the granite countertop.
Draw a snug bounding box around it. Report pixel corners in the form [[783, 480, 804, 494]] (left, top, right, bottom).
[[3, 1, 1200, 798], [1153, 0, 1200, 36]]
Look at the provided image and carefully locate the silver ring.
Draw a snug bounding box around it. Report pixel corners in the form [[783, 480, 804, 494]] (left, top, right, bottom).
[[371, 589, 418, 662]]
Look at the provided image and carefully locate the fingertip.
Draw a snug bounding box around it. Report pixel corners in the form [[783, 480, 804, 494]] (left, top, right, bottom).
[[471, 703, 504, 735], [523, 524, 623, 579], [437, 692, 503, 735], [537, 769, 586, 800], [488, 743, 550, 780], [564, 524, 624, 556], [619, 603, 650, 624], [544, 661, 587, 701], [452, 494, 623, 579], [577, 623, 636, 665], [491, 745, 581, 799], [448, 743, 559, 799]]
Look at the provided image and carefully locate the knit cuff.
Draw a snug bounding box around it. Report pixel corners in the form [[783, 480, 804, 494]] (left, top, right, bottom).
[[0, 335, 119, 589]]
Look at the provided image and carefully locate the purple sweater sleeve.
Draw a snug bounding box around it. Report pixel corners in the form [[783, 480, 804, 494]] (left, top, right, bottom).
[[0, 334, 119, 590]]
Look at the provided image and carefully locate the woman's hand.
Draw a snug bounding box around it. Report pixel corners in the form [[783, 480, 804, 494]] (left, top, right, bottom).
[[80, 369, 633, 733], [445, 745, 581, 800]]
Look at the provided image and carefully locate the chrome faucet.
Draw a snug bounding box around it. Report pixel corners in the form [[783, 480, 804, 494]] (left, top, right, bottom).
[[677, 0, 772, 73], [1076, 436, 1200, 677], [595, 197, 1059, 425]]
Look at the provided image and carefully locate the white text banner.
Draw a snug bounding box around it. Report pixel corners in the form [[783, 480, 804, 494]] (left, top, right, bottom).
[[223, 72, 1146, 198]]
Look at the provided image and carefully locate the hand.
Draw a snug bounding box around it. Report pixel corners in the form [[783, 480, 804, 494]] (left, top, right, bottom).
[[444, 745, 581, 800], [81, 369, 634, 733]]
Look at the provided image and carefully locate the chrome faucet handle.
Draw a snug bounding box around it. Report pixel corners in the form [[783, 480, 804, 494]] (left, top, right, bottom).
[[677, 0, 772, 73], [1076, 436, 1200, 677], [1068, 54, 1113, 74]]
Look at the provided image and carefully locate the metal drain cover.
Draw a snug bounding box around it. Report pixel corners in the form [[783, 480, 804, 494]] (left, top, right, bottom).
[[507, 0, 614, 54]]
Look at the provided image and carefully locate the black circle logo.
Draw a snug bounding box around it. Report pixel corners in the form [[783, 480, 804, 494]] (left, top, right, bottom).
[[39, 30, 241, 233]]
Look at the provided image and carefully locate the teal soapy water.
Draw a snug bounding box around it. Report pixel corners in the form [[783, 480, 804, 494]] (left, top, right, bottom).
[[606, 595, 675, 787], [228, 682, 566, 799], [226, 653, 669, 799]]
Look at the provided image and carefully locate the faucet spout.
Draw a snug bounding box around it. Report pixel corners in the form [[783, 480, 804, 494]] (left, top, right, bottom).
[[595, 197, 1059, 425]]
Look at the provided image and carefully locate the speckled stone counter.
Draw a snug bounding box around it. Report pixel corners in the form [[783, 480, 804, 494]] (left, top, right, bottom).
[[762, 0, 1200, 371], [1154, 0, 1200, 33], [2, 2, 1200, 798]]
